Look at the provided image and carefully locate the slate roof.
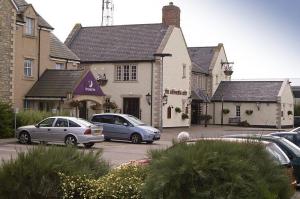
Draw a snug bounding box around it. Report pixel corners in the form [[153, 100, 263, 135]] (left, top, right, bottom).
[[188, 47, 216, 74], [13, 0, 54, 29], [192, 88, 210, 102], [292, 86, 300, 98], [26, 70, 84, 98], [211, 81, 283, 102], [50, 33, 80, 61], [67, 23, 169, 62]]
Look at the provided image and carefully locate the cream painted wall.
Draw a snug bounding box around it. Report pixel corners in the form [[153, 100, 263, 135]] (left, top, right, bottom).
[[211, 46, 230, 95], [279, 81, 294, 126], [213, 102, 278, 126], [90, 62, 153, 125], [162, 27, 192, 127]]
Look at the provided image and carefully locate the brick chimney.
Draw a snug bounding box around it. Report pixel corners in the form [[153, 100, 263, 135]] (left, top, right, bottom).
[[162, 2, 180, 28]]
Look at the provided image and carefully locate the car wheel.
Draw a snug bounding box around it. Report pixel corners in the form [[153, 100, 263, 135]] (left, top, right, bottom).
[[83, 143, 94, 148], [131, 133, 142, 144], [65, 135, 77, 146], [104, 138, 111, 141], [19, 131, 31, 144], [146, 141, 153, 144]]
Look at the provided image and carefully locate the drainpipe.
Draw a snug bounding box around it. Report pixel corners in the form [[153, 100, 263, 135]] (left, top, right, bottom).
[[150, 61, 153, 126], [38, 28, 41, 80], [66, 59, 68, 70]]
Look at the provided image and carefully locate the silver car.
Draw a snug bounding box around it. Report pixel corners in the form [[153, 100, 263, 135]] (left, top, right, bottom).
[[16, 116, 104, 148]]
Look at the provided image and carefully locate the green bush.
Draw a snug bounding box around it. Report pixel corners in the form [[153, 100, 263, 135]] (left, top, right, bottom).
[[16, 110, 69, 128], [60, 164, 148, 199], [222, 108, 230, 114], [0, 101, 14, 138], [143, 141, 292, 199], [0, 146, 109, 199], [199, 114, 212, 122]]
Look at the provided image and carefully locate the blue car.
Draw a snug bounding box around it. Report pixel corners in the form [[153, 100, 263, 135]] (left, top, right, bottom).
[[91, 113, 160, 144]]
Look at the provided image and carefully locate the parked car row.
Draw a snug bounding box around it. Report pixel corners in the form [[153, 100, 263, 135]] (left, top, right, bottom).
[[15, 113, 161, 147]]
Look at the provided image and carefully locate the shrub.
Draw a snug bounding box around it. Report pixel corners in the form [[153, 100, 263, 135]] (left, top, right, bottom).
[[222, 109, 230, 114], [60, 164, 148, 199], [0, 101, 14, 138], [143, 141, 292, 199], [16, 110, 69, 128], [245, 110, 253, 115], [175, 107, 181, 113], [181, 113, 189, 120], [0, 146, 109, 199]]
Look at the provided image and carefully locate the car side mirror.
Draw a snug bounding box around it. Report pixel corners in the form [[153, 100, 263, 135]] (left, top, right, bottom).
[[35, 124, 40, 128]]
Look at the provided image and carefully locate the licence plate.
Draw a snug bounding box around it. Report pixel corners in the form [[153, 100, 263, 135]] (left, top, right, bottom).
[[93, 130, 102, 135]]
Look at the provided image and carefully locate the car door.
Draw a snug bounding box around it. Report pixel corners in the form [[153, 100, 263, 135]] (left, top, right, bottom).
[[49, 118, 69, 142], [32, 118, 56, 141], [110, 116, 132, 140]]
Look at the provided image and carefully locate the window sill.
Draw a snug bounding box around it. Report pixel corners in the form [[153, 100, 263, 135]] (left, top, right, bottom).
[[23, 76, 35, 81], [23, 34, 37, 39], [113, 80, 138, 83]]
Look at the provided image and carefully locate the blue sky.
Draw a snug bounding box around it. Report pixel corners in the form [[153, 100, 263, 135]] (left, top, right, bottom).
[[26, 0, 300, 81]]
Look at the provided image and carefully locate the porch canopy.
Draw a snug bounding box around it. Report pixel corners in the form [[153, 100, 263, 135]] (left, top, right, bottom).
[[25, 69, 105, 102]]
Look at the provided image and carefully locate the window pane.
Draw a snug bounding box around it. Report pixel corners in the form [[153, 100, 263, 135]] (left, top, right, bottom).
[[25, 17, 34, 35], [24, 59, 32, 77], [55, 63, 65, 70], [123, 65, 129, 81], [116, 66, 122, 80], [236, 106, 240, 117], [131, 65, 137, 80]]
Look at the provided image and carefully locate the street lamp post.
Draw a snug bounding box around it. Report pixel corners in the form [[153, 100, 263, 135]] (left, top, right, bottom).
[[153, 53, 172, 133]]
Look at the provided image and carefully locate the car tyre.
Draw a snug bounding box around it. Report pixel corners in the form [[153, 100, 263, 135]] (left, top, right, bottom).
[[19, 131, 31, 144], [104, 138, 111, 141], [83, 143, 94, 148], [131, 133, 142, 144], [65, 135, 77, 146]]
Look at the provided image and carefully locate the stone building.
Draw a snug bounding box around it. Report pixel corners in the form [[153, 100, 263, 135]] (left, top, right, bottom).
[[0, 0, 80, 111]]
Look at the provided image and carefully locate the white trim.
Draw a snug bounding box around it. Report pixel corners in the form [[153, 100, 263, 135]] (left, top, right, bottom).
[[16, 22, 25, 26], [25, 97, 65, 101], [38, 27, 52, 32], [11, 0, 18, 11]]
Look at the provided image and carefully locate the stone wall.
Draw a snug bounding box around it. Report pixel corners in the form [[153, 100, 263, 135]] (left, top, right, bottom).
[[0, 0, 16, 103]]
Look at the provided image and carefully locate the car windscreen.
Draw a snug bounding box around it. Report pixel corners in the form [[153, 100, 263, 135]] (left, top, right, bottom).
[[265, 143, 290, 165], [125, 115, 145, 126], [280, 138, 300, 157]]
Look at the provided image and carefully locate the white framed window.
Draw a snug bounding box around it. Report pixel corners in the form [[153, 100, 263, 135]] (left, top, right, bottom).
[[115, 65, 138, 81], [236, 105, 240, 117], [131, 65, 137, 80], [182, 64, 186, 79], [105, 98, 110, 113], [25, 17, 34, 36], [55, 63, 65, 70], [24, 59, 33, 77]]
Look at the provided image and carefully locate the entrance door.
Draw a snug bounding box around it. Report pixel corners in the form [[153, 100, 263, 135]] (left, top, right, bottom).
[[79, 101, 87, 119], [123, 98, 140, 118], [191, 101, 202, 124]]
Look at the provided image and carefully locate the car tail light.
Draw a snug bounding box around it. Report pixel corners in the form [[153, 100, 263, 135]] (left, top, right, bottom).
[[84, 129, 92, 135]]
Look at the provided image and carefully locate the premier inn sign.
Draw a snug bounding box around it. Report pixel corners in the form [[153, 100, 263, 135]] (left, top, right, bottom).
[[74, 71, 105, 96]]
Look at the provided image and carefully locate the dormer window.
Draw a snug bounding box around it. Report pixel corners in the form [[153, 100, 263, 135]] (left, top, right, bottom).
[[25, 17, 35, 36]]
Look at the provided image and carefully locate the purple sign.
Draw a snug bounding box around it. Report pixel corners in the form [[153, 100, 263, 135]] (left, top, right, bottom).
[[74, 71, 105, 96]]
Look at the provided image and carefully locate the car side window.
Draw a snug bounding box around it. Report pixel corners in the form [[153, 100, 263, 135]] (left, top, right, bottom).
[[114, 116, 128, 126], [54, 118, 69, 127], [39, 118, 55, 127], [282, 135, 294, 142], [69, 120, 80, 127], [296, 135, 300, 146], [93, 115, 114, 124]]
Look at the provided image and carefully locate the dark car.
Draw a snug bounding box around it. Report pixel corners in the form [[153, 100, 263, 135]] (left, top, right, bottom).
[[269, 132, 300, 147], [223, 134, 300, 185]]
